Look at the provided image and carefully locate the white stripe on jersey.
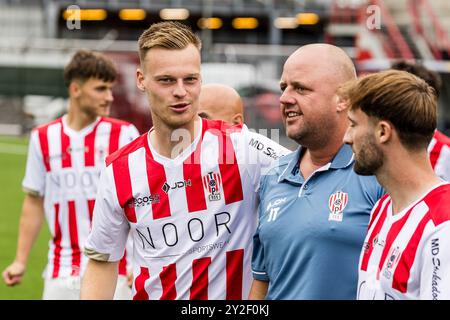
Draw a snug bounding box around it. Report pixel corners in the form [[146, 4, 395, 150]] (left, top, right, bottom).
[[94, 121, 112, 167], [47, 122, 62, 172]]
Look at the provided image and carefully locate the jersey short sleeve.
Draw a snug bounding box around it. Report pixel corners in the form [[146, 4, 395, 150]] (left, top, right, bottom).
[[233, 126, 290, 193], [420, 221, 450, 299], [22, 130, 46, 196], [84, 164, 130, 262], [119, 124, 140, 148]]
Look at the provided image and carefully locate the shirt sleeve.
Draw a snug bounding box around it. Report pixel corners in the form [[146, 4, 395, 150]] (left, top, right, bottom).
[[236, 126, 291, 192], [251, 219, 269, 281], [434, 145, 450, 182], [251, 174, 270, 281], [119, 124, 140, 148], [84, 163, 130, 262], [419, 221, 450, 300], [22, 130, 46, 196]]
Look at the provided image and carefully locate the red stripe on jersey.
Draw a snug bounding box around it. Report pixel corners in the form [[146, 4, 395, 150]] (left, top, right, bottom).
[[190, 257, 211, 300], [218, 133, 243, 204], [84, 123, 99, 167], [52, 203, 62, 278], [133, 267, 150, 300], [145, 142, 171, 220], [226, 249, 244, 300], [368, 194, 389, 230], [106, 134, 147, 167], [87, 199, 95, 224], [68, 201, 80, 276], [427, 184, 450, 225], [429, 140, 443, 169], [37, 125, 51, 172], [377, 207, 415, 279], [203, 118, 244, 204], [118, 250, 127, 276], [108, 121, 122, 154], [361, 198, 390, 271], [60, 124, 72, 168], [112, 154, 137, 223], [160, 263, 177, 300], [392, 214, 431, 292], [183, 140, 207, 213]]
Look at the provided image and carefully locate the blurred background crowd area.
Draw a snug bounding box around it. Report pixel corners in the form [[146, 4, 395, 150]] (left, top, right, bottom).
[[0, 0, 450, 150]]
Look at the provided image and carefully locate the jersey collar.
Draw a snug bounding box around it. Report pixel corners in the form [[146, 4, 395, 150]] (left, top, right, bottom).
[[278, 144, 354, 183]]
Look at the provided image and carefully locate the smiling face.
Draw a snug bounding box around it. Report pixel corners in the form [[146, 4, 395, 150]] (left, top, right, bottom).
[[137, 44, 201, 130], [74, 77, 115, 118], [344, 108, 384, 175], [279, 48, 345, 148]]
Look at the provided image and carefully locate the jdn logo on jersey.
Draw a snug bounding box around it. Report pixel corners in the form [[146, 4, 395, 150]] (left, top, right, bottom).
[[328, 191, 348, 222], [266, 197, 287, 222]]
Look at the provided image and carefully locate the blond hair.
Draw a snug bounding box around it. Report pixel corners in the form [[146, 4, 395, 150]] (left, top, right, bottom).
[[138, 21, 202, 62]]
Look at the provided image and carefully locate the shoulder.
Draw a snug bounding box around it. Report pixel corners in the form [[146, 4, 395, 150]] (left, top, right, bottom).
[[424, 184, 450, 226], [105, 133, 147, 167], [32, 117, 61, 133], [203, 118, 243, 135], [100, 116, 133, 128], [262, 152, 294, 180], [434, 130, 450, 146]]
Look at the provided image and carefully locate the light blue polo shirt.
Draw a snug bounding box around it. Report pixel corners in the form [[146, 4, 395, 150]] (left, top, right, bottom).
[[252, 144, 384, 300]]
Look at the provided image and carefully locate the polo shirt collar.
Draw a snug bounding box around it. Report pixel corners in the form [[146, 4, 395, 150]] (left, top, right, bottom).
[[278, 144, 354, 183]]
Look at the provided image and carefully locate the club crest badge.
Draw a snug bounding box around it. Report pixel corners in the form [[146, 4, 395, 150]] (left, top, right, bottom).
[[202, 172, 222, 201], [382, 246, 402, 279], [328, 191, 348, 222]]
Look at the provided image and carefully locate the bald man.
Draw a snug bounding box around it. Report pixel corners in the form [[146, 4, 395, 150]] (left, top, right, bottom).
[[198, 84, 244, 124], [249, 44, 384, 300]]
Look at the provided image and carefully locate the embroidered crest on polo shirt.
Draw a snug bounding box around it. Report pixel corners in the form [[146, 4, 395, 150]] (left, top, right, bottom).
[[328, 191, 348, 222], [202, 172, 222, 201]]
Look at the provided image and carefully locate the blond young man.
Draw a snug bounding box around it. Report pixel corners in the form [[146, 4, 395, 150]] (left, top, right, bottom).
[[81, 22, 288, 300]]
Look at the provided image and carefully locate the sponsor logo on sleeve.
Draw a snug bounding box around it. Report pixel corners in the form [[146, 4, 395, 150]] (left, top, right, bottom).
[[431, 238, 441, 300]]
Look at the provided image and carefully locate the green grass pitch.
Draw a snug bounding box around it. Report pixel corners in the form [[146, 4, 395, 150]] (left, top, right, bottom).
[[0, 135, 49, 299]]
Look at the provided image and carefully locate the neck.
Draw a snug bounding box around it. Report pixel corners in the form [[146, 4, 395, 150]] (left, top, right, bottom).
[[377, 149, 442, 214], [66, 101, 98, 131], [149, 116, 200, 159], [299, 132, 344, 179]]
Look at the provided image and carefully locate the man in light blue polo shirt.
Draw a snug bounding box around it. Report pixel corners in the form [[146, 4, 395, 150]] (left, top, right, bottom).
[[249, 44, 384, 300]]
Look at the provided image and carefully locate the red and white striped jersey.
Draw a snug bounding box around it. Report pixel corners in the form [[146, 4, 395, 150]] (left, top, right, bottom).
[[22, 115, 139, 279], [358, 183, 450, 300], [85, 118, 290, 300], [428, 130, 450, 181]]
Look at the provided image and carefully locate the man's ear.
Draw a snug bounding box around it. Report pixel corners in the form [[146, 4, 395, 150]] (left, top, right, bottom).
[[136, 68, 146, 92], [376, 120, 393, 144], [336, 97, 349, 112], [69, 81, 81, 98], [232, 113, 244, 125]]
